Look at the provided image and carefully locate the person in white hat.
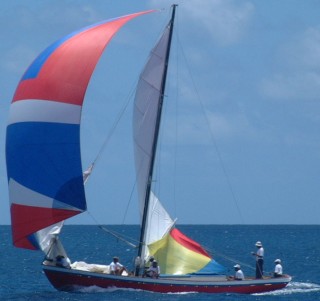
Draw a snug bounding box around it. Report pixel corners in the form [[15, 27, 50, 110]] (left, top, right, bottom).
[[234, 264, 244, 280], [273, 259, 283, 278], [251, 241, 264, 279], [143, 259, 160, 278], [228, 264, 245, 281], [110, 256, 127, 275]]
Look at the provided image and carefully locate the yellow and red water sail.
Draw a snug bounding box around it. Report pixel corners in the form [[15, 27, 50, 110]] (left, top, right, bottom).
[[148, 228, 226, 275]]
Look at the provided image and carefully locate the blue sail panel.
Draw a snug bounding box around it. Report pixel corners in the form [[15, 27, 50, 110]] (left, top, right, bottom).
[[6, 121, 85, 209]]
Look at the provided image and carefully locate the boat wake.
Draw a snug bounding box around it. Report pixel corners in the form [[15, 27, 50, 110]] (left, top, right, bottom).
[[73, 285, 197, 295], [74, 285, 143, 293], [253, 281, 320, 296], [72, 285, 196, 294]]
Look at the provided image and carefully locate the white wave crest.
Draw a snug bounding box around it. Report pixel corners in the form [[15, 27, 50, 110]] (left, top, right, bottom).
[[71, 285, 197, 295], [72, 285, 143, 293], [254, 281, 320, 296]]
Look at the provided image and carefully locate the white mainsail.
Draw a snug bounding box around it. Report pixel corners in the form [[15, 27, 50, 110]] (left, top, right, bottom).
[[133, 19, 174, 262]]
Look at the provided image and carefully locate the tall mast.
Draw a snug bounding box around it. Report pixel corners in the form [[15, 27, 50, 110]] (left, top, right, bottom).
[[136, 4, 177, 275]]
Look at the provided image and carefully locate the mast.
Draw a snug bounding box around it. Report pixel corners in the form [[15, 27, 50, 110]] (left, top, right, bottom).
[[136, 4, 177, 275]]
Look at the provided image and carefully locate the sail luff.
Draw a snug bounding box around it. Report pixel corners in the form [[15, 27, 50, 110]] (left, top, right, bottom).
[[135, 5, 177, 273]]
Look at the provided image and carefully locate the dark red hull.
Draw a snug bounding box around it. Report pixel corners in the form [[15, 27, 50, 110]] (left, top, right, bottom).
[[43, 265, 291, 294]]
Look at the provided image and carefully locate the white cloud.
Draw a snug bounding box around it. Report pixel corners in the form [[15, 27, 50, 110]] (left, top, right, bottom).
[[163, 110, 254, 146], [2, 45, 36, 76], [260, 26, 320, 101], [261, 72, 320, 100], [287, 26, 320, 70], [207, 111, 255, 140], [39, 4, 101, 26], [150, 0, 254, 45]]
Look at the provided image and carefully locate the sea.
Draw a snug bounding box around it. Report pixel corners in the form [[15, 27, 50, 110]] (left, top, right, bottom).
[[1, 225, 319, 301]]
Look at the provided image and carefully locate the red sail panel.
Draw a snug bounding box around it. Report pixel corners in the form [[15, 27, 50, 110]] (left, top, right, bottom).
[[170, 228, 211, 258], [13, 10, 155, 104], [11, 204, 80, 250]]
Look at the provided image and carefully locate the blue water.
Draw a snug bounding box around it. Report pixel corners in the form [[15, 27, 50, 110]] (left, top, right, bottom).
[[1, 225, 320, 300]]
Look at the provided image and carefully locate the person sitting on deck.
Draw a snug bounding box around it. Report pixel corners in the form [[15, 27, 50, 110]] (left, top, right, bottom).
[[110, 256, 127, 275], [273, 259, 283, 278], [55, 255, 71, 269], [145, 256, 155, 267], [142, 256, 154, 273], [143, 260, 160, 279], [229, 264, 244, 280]]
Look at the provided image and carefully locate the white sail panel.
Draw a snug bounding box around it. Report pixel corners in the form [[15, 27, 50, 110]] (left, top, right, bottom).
[[34, 222, 64, 253], [145, 191, 175, 247], [133, 23, 171, 217]]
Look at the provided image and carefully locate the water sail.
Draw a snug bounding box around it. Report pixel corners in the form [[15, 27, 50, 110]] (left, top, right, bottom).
[[6, 10, 154, 250], [133, 6, 226, 275], [148, 228, 226, 275]]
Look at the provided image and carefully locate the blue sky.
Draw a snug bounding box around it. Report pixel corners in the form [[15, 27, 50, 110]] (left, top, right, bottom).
[[1, 0, 320, 225]]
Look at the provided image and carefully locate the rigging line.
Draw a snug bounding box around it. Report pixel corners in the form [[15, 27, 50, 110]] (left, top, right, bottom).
[[87, 209, 151, 250], [203, 245, 255, 272], [98, 225, 137, 248], [86, 211, 139, 248], [153, 93, 168, 197], [84, 77, 141, 223], [121, 177, 137, 225], [218, 253, 255, 272], [90, 79, 138, 168], [177, 38, 245, 224]]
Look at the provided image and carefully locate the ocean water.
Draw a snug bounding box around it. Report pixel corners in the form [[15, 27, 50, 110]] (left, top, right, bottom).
[[1, 225, 319, 301]]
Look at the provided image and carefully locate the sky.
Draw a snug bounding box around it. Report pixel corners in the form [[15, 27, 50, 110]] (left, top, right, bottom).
[[1, 0, 320, 225]]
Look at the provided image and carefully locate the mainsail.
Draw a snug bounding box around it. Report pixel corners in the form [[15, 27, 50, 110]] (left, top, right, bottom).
[[133, 6, 226, 275], [133, 13, 175, 262], [6, 10, 154, 251]]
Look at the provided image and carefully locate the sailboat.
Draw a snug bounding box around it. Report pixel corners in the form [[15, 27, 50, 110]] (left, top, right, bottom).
[[6, 5, 291, 294]]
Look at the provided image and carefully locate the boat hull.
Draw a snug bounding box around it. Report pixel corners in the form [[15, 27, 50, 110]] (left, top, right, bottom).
[[43, 265, 291, 294]]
